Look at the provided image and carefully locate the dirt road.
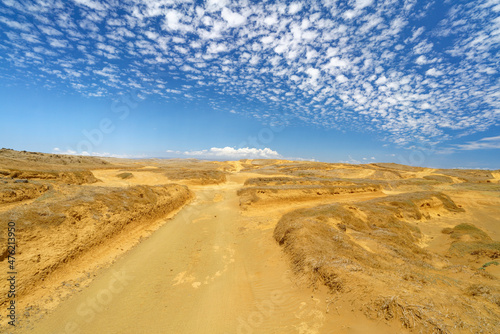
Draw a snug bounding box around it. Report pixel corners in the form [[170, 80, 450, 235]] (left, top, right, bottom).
[[16, 174, 399, 334]]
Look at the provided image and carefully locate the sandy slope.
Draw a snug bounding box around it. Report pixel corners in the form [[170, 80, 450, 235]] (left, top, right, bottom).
[[13, 174, 404, 334]]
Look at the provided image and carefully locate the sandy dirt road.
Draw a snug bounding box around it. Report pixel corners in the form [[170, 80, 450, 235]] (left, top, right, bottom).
[[16, 174, 398, 334]]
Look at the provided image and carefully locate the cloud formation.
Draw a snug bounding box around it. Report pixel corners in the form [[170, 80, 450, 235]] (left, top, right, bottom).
[[53, 147, 146, 159], [168, 147, 282, 159], [455, 136, 500, 151], [1, 0, 499, 146]]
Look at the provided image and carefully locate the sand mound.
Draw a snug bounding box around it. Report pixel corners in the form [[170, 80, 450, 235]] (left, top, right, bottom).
[[443, 223, 500, 258], [0, 180, 49, 204], [116, 172, 134, 179], [114, 159, 229, 185], [2, 169, 99, 184], [371, 163, 425, 172], [435, 169, 495, 183], [0, 148, 109, 169], [0, 184, 192, 309], [238, 183, 382, 208], [273, 191, 499, 333], [243, 176, 355, 187], [163, 169, 226, 185]]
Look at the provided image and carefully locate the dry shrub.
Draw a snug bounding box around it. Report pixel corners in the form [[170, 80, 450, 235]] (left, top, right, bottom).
[[116, 172, 134, 179], [450, 241, 500, 257], [444, 223, 500, 257], [449, 223, 491, 241], [366, 296, 450, 333], [466, 284, 491, 297], [367, 296, 424, 329], [441, 227, 453, 234], [466, 284, 500, 308], [473, 250, 500, 259]]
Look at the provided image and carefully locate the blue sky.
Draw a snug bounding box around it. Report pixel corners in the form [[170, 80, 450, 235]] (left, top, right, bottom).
[[0, 0, 499, 168]]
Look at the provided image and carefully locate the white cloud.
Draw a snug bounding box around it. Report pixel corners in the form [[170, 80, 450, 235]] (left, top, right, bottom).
[[454, 136, 500, 150], [21, 33, 41, 43], [336, 74, 348, 83], [97, 43, 116, 54], [38, 26, 63, 36], [413, 40, 433, 54], [52, 148, 76, 155], [52, 148, 145, 158], [415, 55, 427, 65], [207, 42, 228, 53], [341, 155, 361, 164], [289, 2, 303, 15], [326, 57, 349, 68], [425, 68, 443, 76], [72, 0, 106, 11], [221, 7, 246, 27], [207, 0, 229, 10], [355, 0, 374, 10], [49, 38, 69, 48], [178, 147, 282, 159], [306, 67, 320, 81], [0, 16, 31, 31], [164, 10, 192, 32], [165, 10, 181, 30]]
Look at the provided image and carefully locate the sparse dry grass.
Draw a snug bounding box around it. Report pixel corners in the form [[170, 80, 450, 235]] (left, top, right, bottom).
[[243, 176, 354, 187], [116, 172, 134, 179], [0, 180, 49, 204], [2, 169, 99, 184], [423, 175, 454, 183], [0, 183, 193, 307], [238, 183, 382, 208], [441, 223, 500, 258], [0, 148, 109, 170], [449, 223, 491, 241], [273, 190, 499, 332], [163, 169, 226, 184], [436, 169, 494, 183]]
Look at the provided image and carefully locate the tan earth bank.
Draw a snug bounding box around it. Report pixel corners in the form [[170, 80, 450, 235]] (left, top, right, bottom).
[[0, 148, 499, 333]]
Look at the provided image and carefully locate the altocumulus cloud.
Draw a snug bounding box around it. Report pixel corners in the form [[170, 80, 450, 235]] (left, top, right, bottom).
[[168, 147, 282, 159], [0, 0, 499, 146]]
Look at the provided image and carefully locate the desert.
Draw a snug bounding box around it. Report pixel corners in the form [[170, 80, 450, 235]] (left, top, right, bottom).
[[0, 148, 499, 333], [2, 0, 500, 333]]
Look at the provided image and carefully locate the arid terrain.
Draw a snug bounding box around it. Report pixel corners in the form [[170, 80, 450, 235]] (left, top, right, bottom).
[[1, 148, 499, 333]]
